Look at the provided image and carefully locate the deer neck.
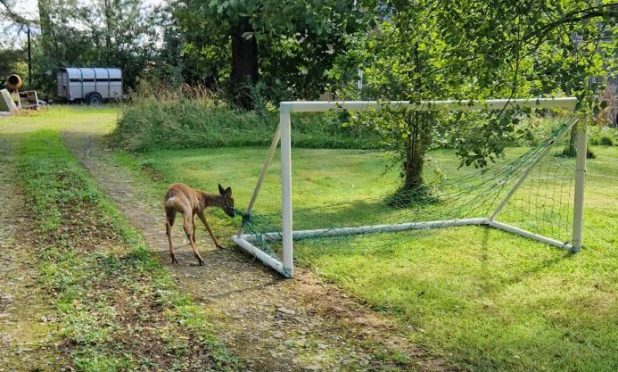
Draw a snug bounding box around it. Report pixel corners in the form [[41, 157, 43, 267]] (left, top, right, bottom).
[[201, 191, 223, 209]]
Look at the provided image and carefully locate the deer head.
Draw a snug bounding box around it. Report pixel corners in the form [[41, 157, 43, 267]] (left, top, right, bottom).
[[218, 184, 235, 217]]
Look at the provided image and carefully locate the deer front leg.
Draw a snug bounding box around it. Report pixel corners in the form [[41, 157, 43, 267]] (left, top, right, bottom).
[[183, 214, 205, 266], [198, 212, 224, 249]]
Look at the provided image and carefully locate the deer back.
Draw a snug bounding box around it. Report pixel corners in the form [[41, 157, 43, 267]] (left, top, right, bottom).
[[164, 183, 205, 213]]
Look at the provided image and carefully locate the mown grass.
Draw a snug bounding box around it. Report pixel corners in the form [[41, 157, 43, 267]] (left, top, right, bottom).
[[16, 129, 240, 370], [2, 106, 118, 134], [117, 142, 618, 371], [8, 107, 618, 370], [111, 97, 382, 151]]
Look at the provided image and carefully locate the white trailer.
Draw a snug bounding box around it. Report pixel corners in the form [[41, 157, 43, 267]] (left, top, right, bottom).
[[56, 67, 123, 104]]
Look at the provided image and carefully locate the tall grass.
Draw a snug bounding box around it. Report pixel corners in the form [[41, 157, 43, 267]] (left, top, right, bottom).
[[110, 86, 382, 152]]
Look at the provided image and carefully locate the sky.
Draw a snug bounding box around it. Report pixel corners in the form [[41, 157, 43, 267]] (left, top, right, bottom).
[[9, 0, 165, 19], [1, 0, 165, 48]]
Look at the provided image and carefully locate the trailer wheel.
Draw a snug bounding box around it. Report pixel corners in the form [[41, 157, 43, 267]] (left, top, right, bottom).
[[85, 92, 103, 105]]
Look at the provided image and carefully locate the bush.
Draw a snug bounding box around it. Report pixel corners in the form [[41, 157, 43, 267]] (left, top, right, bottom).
[[588, 126, 618, 147], [600, 136, 614, 146], [110, 86, 383, 152]]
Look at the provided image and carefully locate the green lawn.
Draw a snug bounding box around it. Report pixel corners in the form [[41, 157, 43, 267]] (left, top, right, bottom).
[[4, 107, 618, 370], [122, 139, 618, 371]]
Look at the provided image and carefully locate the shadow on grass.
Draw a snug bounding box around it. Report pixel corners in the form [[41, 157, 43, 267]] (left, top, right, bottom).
[[478, 225, 575, 296]]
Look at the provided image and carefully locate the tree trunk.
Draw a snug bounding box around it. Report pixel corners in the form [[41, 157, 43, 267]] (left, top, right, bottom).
[[230, 17, 258, 110], [387, 111, 433, 207], [563, 125, 594, 158], [562, 126, 578, 157], [401, 43, 432, 194], [403, 111, 432, 191]]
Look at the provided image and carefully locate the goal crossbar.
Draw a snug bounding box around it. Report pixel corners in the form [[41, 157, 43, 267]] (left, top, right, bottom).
[[232, 97, 584, 278]]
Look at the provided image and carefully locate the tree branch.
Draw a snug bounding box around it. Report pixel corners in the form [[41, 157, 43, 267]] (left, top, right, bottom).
[[523, 4, 617, 42], [0, 0, 38, 25]]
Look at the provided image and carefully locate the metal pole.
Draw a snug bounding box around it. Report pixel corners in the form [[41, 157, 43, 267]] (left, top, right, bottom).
[[488, 220, 573, 251], [27, 25, 32, 88], [238, 124, 281, 236], [279, 97, 577, 114], [231, 236, 288, 277], [280, 110, 294, 277], [571, 119, 587, 252], [241, 218, 488, 241]]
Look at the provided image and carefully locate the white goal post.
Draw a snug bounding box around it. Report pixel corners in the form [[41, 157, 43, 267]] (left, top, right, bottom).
[[232, 97, 584, 278]]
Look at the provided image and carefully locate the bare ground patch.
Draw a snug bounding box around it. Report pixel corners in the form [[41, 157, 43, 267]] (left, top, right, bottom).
[[63, 131, 449, 371]]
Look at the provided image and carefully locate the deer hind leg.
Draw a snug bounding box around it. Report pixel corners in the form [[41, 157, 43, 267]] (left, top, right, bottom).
[[165, 207, 178, 264], [192, 215, 197, 244], [198, 211, 224, 249], [183, 213, 205, 266]]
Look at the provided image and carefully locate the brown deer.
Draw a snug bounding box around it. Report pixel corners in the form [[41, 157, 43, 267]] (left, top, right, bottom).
[[164, 183, 235, 265]]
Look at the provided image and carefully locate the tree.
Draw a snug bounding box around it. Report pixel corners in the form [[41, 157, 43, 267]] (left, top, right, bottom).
[[31, 0, 158, 94], [1, 0, 37, 87], [330, 0, 617, 199], [174, 0, 370, 108]]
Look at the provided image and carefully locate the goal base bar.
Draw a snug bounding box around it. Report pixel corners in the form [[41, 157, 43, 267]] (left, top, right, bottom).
[[486, 220, 575, 251], [232, 235, 292, 278], [233, 217, 576, 278], [240, 218, 487, 242]]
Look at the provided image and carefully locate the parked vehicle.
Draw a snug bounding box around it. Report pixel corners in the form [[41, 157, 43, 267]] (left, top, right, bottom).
[[56, 67, 122, 104]]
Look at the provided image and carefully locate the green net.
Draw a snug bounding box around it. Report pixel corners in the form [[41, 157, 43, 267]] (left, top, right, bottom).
[[238, 111, 578, 263]]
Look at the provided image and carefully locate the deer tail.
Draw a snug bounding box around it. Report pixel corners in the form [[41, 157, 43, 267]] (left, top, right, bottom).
[[164, 188, 176, 202]]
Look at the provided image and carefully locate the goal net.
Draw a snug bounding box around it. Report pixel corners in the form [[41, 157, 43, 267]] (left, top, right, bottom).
[[232, 98, 586, 278]]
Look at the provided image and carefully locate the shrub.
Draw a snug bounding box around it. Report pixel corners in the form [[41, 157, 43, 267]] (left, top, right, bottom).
[[600, 136, 614, 146], [110, 85, 383, 152]]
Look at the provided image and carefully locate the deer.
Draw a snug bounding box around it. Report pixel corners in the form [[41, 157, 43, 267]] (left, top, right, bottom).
[[164, 183, 235, 266]]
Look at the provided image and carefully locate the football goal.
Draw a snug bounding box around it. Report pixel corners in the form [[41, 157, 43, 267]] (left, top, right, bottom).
[[232, 97, 585, 278]]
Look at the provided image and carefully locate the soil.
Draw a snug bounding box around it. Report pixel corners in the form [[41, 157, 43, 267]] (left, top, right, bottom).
[[0, 139, 66, 370], [63, 131, 449, 371]]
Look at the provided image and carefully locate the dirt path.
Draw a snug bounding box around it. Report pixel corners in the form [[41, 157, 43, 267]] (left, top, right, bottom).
[[0, 138, 63, 370], [63, 131, 446, 371]]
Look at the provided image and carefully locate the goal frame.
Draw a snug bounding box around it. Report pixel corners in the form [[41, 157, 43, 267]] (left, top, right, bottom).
[[232, 97, 584, 278]]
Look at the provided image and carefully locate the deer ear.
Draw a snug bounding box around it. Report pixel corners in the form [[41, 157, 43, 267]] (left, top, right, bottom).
[[218, 184, 224, 194], [225, 186, 232, 195]]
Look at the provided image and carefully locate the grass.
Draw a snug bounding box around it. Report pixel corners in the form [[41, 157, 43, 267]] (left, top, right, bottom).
[[6, 107, 618, 370], [118, 140, 618, 371], [15, 129, 240, 370], [111, 96, 382, 151], [2, 105, 119, 135]]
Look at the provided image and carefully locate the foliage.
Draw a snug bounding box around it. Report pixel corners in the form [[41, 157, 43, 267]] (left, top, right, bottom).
[[111, 86, 383, 152], [328, 0, 617, 191], [174, 0, 372, 104], [33, 0, 160, 95]]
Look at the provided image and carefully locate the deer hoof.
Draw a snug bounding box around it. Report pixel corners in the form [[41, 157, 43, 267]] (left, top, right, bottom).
[[197, 258, 205, 266], [171, 255, 179, 264], [216, 244, 225, 250]]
